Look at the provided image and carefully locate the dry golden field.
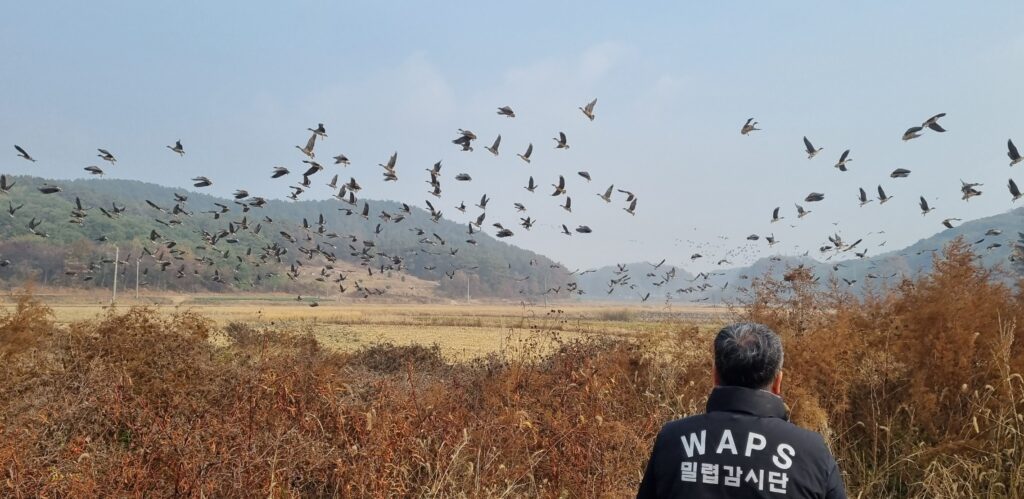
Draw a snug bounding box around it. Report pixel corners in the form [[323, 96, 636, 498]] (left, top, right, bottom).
[[1, 292, 732, 360]]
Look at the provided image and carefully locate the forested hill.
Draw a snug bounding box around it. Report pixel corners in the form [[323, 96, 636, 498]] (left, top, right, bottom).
[[0, 176, 569, 298]]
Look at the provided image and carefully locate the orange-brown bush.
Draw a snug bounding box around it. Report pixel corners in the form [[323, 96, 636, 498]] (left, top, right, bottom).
[[0, 238, 1021, 497], [744, 238, 1024, 497]]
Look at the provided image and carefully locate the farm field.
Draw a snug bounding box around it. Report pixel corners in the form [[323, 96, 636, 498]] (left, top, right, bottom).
[[2, 292, 733, 359]]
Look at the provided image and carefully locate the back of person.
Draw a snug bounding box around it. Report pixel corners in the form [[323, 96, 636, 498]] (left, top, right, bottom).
[[637, 323, 846, 498]]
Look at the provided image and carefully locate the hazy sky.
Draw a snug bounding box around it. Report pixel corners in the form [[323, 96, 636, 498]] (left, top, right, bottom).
[[3, 2, 1024, 271]]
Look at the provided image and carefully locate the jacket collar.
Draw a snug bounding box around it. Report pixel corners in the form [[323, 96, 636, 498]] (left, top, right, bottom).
[[706, 386, 788, 421]]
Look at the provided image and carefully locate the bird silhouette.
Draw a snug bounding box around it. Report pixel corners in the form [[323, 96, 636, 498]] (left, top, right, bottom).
[[579, 98, 597, 121], [802, 136, 822, 159]]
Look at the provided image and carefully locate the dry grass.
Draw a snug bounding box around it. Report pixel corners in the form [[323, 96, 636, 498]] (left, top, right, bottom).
[[10, 299, 725, 360], [0, 238, 1021, 497], [27, 300, 729, 327]]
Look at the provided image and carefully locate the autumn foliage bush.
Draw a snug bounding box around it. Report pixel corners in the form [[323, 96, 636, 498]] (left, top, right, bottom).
[[0, 237, 1022, 497], [744, 238, 1024, 497]]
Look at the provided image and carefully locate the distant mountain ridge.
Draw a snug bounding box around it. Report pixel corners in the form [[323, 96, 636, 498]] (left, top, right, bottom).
[[574, 208, 1024, 302], [2, 175, 1021, 302]]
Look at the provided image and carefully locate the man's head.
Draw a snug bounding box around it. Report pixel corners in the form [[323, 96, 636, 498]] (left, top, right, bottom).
[[712, 323, 784, 394]]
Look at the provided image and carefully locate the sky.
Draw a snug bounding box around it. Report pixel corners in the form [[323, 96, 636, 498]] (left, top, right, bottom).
[[3, 2, 1024, 272]]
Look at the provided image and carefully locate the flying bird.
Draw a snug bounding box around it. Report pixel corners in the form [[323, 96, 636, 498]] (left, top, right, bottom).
[[379, 152, 398, 173], [877, 185, 893, 204], [308, 123, 327, 138], [525, 177, 537, 192], [8, 201, 23, 217], [485, 135, 501, 155], [857, 187, 872, 206], [1008, 139, 1022, 167], [771, 207, 783, 223], [598, 185, 614, 203], [579, 98, 597, 121], [805, 192, 825, 202], [452, 129, 476, 151], [84, 166, 104, 176], [496, 106, 515, 118], [921, 113, 946, 132], [740, 118, 760, 135], [167, 140, 184, 156], [902, 126, 923, 141], [517, 143, 533, 163], [803, 136, 822, 159], [1009, 178, 1022, 201], [834, 149, 852, 171], [624, 198, 637, 216], [296, 133, 317, 158], [97, 148, 117, 164], [426, 160, 442, 176], [553, 131, 569, 149], [302, 160, 324, 177], [960, 180, 982, 201], [14, 145, 35, 162], [192, 176, 213, 188], [551, 176, 567, 196], [890, 168, 911, 178], [919, 196, 935, 215]]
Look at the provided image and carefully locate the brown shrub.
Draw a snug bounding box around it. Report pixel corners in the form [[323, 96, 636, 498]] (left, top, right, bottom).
[[0, 239, 1021, 497], [351, 342, 448, 373], [741, 238, 1024, 496], [0, 286, 54, 358]]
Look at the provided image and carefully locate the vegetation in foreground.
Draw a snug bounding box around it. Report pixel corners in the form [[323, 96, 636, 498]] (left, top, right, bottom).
[[1, 239, 1022, 497]]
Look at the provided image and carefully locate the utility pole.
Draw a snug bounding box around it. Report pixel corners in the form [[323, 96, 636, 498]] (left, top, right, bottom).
[[111, 246, 119, 305], [135, 258, 140, 300], [543, 271, 548, 307]]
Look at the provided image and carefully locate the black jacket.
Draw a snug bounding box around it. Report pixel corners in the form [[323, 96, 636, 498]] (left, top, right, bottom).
[[637, 386, 846, 498]]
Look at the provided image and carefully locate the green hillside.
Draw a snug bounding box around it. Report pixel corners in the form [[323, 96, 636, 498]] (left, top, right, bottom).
[[0, 176, 569, 299]]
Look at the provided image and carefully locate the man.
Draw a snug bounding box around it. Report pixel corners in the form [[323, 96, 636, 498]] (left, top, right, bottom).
[[637, 323, 846, 498]]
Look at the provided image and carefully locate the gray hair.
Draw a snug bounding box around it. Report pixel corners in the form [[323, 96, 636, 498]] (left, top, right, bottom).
[[713, 323, 784, 389]]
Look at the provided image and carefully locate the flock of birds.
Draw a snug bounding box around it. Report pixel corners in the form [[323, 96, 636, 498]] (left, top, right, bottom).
[[578, 112, 1024, 304], [4, 104, 1024, 304], [2, 99, 652, 302]]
